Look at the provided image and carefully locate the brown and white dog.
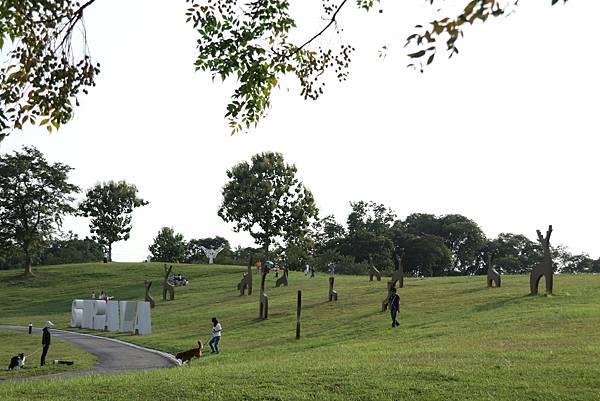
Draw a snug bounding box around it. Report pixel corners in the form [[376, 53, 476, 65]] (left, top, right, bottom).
[[175, 341, 203, 364]]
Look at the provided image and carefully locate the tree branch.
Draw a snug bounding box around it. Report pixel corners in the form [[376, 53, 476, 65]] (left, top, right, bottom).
[[289, 0, 349, 57]]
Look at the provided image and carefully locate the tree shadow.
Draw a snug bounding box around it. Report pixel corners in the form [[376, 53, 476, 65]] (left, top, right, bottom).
[[473, 294, 531, 312], [455, 287, 488, 295]]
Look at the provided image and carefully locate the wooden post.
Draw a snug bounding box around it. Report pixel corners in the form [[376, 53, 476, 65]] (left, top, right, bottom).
[[296, 290, 302, 339]]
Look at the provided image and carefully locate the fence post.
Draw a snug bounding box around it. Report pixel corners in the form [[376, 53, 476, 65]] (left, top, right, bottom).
[[296, 289, 301, 339]]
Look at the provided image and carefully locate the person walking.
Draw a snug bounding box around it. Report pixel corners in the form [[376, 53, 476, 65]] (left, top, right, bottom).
[[389, 288, 400, 328], [41, 321, 54, 366], [208, 317, 222, 354]]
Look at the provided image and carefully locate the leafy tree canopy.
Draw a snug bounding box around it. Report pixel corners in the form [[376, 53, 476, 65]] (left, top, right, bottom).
[[78, 180, 148, 261], [0, 0, 569, 138], [0, 146, 79, 275], [149, 227, 187, 263], [218, 151, 318, 259]]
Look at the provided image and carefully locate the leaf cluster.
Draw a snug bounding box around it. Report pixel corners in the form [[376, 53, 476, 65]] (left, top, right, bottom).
[[0, 0, 99, 140]]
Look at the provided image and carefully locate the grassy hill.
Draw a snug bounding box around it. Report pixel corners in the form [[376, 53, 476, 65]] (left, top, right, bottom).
[[0, 262, 599, 401]]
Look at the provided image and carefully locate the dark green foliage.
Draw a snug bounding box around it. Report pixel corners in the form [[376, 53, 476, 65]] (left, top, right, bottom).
[[396, 213, 485, 274], [148, 227, 187, 263], [219, 152, 318, 260], [0, 146, 79, 275], [78, 181, 148, 262], [40, 232, 104, 266], [389, 229, 452, 277], [490, 233, 542, 275]]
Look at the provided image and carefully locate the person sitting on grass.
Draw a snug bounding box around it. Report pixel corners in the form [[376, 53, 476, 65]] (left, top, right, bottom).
[[208, 317, 222, 354]]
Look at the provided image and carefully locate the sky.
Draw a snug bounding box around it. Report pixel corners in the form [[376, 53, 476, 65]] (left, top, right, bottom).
[[1, 0, 599, 261]]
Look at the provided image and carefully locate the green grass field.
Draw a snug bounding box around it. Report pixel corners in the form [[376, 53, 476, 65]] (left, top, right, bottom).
[[1, 262, 599, 401], [0, 330, 96, 380]]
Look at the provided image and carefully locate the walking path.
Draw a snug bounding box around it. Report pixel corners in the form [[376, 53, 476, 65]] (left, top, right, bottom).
[[0, 325, 178, 383]]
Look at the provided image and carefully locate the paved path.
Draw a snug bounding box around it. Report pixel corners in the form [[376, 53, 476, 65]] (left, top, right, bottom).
[[0, 325, 178, 383]]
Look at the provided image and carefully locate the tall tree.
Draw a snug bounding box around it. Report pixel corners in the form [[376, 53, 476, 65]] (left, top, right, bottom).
[[0, 1, 569, 138], [219, 152, 318, 260], [149, 227, 187, 263], [389, 228, 452, 277], [439, 214, 486, 274], [490, 233, 542, 274], [347, 201, 396, 236], [312, 214, 346, 253], [78, 181, 148, 261], [0, 146, 79, 275]]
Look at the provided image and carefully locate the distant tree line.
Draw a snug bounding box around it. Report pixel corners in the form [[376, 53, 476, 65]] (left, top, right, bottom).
[[300, 201, 599, 276], [147, 227, 259, 266], [0, 231, 104, 270]]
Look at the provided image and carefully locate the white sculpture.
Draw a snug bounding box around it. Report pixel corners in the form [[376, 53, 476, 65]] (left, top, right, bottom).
[[200, 244, 225, 264], [92, 300, 107, 330], [135, 301, 152, 335], [106, 301, 120, 332], [119, 301, 138, 333], [81, 300, 94, 329], [70, 299, 84, 328]]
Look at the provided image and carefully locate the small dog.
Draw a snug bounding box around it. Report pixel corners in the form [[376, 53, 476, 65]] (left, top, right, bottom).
[[175, 341, 203, 364], [7, 353, 25, 370]]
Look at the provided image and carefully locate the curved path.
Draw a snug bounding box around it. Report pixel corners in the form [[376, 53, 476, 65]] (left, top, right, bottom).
[[0, 325, 178, 383]]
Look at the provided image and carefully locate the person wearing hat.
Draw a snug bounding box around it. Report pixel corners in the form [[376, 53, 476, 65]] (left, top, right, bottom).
[[40, 321, 54, 366], [389, 288, 400, 328]]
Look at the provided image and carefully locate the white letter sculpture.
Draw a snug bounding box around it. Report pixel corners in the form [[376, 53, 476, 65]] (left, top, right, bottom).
[[200, 244, 225, 264]]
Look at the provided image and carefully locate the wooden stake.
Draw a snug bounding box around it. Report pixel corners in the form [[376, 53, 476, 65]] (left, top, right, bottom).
[[296, 289, 302, 339]]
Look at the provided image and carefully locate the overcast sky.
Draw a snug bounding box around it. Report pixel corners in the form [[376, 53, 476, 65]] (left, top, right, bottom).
[[1, 1, 598, 261]]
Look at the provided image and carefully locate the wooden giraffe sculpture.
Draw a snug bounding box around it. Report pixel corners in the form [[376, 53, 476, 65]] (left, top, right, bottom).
[[275, 266, 289, 288], [162, 264, 175, 301], [392, 249, 405, 288], [530, 225, 554, 295], [259, 264, 271, 319], [144, 281, 155, 308], [486, 253, 501, 288], [368, 255, 381, 282], [328, 276, 338, 301], [237, 259, 253, 296]]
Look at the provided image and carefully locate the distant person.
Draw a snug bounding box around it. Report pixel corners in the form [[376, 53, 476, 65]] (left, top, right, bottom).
[[304, 264, 310, 276], [99, 291, 108, 301], [310, 265, 315, 278], [208, 317, 222, 354], [389, 287, 400, 328], [41, 321, 54, 366]]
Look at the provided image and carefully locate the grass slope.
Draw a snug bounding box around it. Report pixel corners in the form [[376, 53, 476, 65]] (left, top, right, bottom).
[[0, 263, 599, 401], [0, 330, 96, 380]]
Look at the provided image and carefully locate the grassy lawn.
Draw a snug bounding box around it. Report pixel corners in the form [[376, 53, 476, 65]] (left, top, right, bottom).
[[0, 262, 599, 400], [0, 330, 96, 380]]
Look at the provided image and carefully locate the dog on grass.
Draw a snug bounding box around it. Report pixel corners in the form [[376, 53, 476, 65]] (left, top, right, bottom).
[[7, 353, 25, 370], [175, 341, 203, 364]]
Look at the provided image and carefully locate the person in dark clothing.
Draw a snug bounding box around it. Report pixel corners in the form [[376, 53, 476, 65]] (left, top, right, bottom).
[[41, 321, 54, 366], [389, 287, 400, 328]]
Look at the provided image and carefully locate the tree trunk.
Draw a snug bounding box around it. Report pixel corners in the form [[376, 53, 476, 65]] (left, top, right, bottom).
[[23, 247, 34, 276], [108, 243, 112, 262], [263, 237, 270, 262]]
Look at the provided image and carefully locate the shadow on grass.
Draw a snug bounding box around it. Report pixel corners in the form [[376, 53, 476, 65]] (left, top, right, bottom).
[[455, 287, 488, 295], [473, 294, 532, 312]]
